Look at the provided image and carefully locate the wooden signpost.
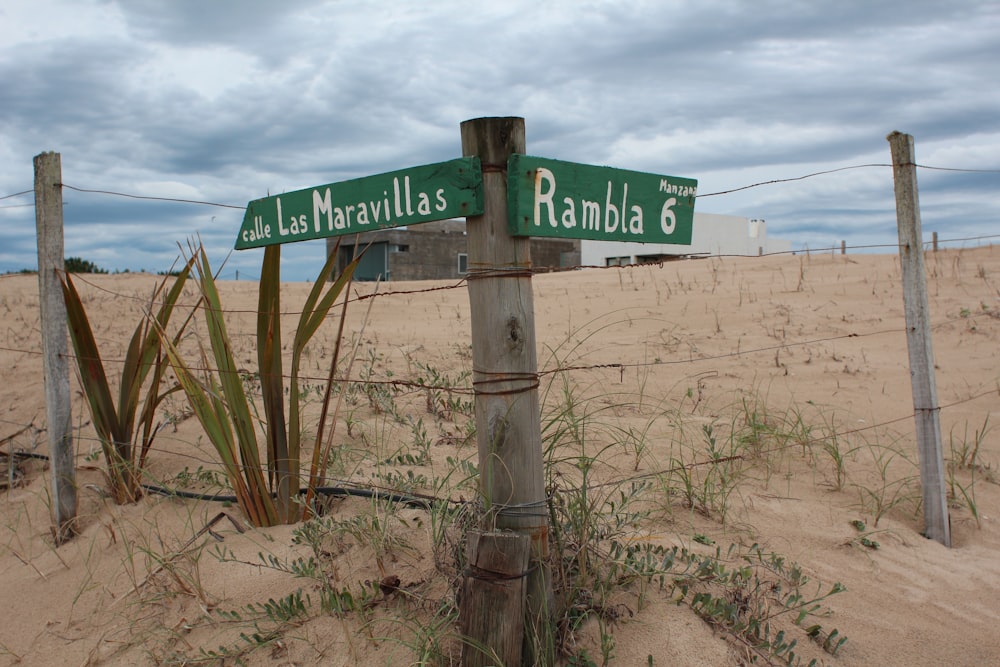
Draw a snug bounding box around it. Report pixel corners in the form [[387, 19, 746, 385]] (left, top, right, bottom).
[[235, 119, 697, 666]]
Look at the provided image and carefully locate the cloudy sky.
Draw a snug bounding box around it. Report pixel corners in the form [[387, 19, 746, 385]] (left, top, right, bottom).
[[1, 0, 998, 280]]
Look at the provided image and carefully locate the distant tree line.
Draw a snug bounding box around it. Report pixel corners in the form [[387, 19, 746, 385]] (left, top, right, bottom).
[[4, 257, 185, 276], [64, 257, 108, 274], [4, 257, 107, 275]]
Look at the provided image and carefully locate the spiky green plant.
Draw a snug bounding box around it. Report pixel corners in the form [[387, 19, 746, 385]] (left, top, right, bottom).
[[160, 243, 357, 526], [60, 257, 195, 503]]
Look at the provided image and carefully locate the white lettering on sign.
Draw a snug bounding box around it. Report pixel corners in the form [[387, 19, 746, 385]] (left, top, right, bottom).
[[660, 198, 677, 235], [533, 168, 648, 236], [241, 214, 272, 244], [658, 179, 696, 197], [533, 168, 559, 228], [310, 179, 449, 234], [277, 197, 309, 236]]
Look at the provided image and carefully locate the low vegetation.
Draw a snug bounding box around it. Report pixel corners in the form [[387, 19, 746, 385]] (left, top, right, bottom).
[[3, 249, 995, 665]]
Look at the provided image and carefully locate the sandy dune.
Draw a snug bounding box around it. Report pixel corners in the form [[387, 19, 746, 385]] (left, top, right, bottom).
[[1, 246, 998, 665]]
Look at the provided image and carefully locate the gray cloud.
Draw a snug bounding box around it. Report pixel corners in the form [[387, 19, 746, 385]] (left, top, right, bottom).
[[1, 0, 998, 279]]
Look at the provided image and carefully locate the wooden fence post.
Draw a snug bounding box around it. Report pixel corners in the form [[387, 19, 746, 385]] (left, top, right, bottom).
[[461, 531, 531, 666], [460, 117, 554, 665], [932, 231, 938, 253], [34, 151, 78, 543], [886, 131, 950, 547]]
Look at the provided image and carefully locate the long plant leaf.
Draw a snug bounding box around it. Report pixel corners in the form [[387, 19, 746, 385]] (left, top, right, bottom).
[[183, 245, 277, 526], [161, 241, 359, 526], [61, 262, 195, 503], [159, 334, 265, 525], [61, 274, 121, 463], [136, 359, 182, 472], [290, 251, 360, 514], [119, 258, 194, 439], [140, 260, 205, 470], [301, 249, 364, 514], [194, 248, 259, 461], [257, 245, 291, 521]]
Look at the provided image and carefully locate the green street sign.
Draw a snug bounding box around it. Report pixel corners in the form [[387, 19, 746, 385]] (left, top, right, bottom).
[[507, 155, 697, 244], [236, 157, 483, 249]]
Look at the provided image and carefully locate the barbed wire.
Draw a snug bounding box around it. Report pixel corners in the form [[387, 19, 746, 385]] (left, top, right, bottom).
[[3, 383, 997, 508], [3, 232, 994, 355], [696, 162, 1000, 198], [0, 305, 992, 398], [5, 173, 998, 402], [3, 161, 999, 516], [694, 234, 1000, 260], [2, 159, 997, 210], [27, 230, 997, 315], [2, 158, 997, 280], [521, 235, 999, 277], [50, 269, 468, 317], [913, 164, 1000, 174], [697, 164, 892, 198], [3, 230, 995, 283], [0, 189, 32, 201], [57, 183, 247, 210], [583, 385, 1000, 493], [3, 243, 994, 395]]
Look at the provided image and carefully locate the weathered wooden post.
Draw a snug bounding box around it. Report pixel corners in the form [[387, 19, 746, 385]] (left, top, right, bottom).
[[932, 231, 938, 253], [887, 131, 950, 547], [460, 117, 554, 665], [461, 530, 532, 666], [34, 151, 78, 543]]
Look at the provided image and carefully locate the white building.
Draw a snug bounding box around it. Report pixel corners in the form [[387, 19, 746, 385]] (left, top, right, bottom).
[[581, 213, 791, 266]]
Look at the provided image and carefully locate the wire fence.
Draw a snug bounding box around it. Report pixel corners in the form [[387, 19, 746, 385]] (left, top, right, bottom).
[[2, 158, 999, 505], [2, 253, 998, 498], [3, 159, 1000, 206], [2, 157, 999, 284]]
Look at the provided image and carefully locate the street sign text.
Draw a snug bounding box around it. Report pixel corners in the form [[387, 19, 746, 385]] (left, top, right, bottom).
[[507, 155, 697, 244], [236, 157, 483, 249]]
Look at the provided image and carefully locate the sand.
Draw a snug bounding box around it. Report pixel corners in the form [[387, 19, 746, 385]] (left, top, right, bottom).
[[1, 246, 998, 666]]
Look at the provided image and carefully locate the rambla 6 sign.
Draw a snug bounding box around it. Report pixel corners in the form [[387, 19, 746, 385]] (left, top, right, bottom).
[[506, 155, 697, 244], [235, 158, 483, 249]]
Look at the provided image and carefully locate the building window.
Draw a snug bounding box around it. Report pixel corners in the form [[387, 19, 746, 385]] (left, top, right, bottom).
[[605, 256, 630, 267], [391, 244, 409, 253], [457, 253, 468, 274]]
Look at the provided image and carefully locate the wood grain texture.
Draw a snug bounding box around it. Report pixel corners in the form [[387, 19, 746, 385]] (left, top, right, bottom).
[[888, 131, 951, 547], [34, 151, 78, 542], [461, 531, 530, 667], [460, 117, 554, 665]]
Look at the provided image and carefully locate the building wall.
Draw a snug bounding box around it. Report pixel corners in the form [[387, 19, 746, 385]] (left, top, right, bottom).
[[390, 232, 468, 280], [327, 219, 581, 281], [580, 213, 792, 266]]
